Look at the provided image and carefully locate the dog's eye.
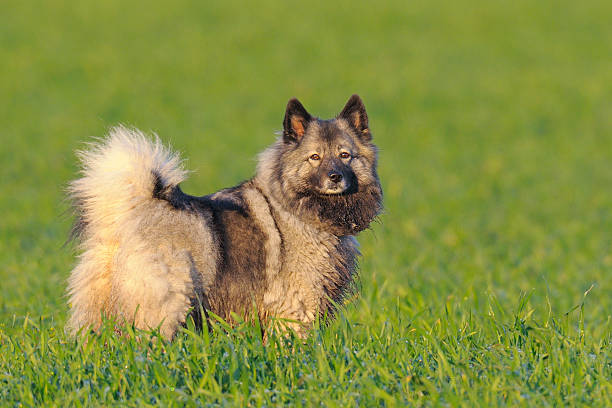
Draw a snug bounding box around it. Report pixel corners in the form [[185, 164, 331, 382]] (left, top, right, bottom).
[[310, 154, 321, 161], [339, 152, 350, 159]]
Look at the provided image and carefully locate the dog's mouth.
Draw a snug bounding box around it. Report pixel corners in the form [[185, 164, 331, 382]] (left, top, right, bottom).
[[317, 188, 347, 196], [315, 183, 357, 197], [318, 192, 346, 198]]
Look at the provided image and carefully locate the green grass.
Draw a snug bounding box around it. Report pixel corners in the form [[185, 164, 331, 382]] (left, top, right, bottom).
[[1, 0, 611, 405]]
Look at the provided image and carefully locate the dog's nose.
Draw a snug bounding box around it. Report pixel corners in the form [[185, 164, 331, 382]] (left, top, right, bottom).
[[328, 172, 343, 183]]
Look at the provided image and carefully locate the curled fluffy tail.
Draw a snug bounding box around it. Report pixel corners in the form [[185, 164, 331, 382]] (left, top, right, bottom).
[[66, 126, 188, 334], [69, 125, 187, 243]]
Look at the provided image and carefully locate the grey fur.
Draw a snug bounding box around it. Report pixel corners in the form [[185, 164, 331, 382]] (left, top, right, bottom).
[[66, 95, 382, 339]]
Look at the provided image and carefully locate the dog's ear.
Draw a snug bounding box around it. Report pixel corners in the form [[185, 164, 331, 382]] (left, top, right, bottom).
[[339, 94, 371, 141], [283, 98, 312, 143]]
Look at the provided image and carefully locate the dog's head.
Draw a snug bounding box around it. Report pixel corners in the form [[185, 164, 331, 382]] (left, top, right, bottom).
[[258, 95, 383, 235]]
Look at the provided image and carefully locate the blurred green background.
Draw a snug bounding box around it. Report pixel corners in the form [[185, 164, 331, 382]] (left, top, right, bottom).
[[1, 0, 611, 404]]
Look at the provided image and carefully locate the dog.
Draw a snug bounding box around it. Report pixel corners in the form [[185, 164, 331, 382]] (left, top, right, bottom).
[[66, 95, 382, 339]]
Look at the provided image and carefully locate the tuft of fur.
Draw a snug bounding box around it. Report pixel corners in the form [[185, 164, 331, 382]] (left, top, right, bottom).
[[68, 126, 187, 239]]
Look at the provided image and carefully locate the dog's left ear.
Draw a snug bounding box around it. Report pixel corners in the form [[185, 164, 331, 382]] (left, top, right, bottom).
[[283, 98, 312, 143], [338, 94, 371, 141]]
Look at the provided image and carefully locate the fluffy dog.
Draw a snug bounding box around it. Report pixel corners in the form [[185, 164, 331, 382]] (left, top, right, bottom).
[[66, 95, 382, 339]]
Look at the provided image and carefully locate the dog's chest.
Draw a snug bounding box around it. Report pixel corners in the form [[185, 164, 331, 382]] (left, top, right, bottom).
[[260, 205, 356, 324]]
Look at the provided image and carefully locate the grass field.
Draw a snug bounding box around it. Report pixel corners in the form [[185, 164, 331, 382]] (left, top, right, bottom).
[[1, 0, 611, 406]]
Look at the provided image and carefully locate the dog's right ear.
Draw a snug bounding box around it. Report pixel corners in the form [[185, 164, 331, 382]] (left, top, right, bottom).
[[283, 98, 312, 143]]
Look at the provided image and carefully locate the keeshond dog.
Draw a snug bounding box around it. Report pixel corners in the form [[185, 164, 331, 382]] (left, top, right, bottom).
[[66, 95, 382, 339]]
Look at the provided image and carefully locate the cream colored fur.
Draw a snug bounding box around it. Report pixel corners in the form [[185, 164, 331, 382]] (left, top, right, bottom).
[[66, 126, 203, 338]]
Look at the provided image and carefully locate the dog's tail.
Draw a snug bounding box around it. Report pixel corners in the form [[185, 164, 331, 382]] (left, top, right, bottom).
[[66, 125, 188, 333], [68, 125, 187, 243]]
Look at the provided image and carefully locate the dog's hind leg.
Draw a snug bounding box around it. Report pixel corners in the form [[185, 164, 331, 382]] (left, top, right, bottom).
[[66, 244, 117, 335], [110, 242, 197, 339]]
